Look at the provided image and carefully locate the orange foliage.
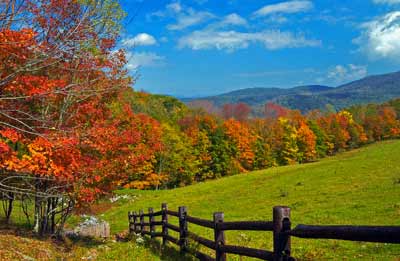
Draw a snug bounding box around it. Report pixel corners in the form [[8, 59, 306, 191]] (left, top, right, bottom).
[[297, 121, 317, 162], [224, 119, 257, 169]]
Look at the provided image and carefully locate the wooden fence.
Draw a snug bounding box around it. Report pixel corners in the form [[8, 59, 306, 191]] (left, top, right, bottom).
[[128, 204, 400, 261]]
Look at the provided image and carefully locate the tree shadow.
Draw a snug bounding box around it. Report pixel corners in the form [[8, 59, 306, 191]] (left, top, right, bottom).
[[64, 234, 106, 250], [0, 219, 37, 239], [135, 235, 196, 261], [0, 216, 33, 230]]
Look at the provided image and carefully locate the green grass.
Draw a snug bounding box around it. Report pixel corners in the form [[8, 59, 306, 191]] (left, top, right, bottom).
[[1, 140, 399, 260], [101, 140, 400, 260]]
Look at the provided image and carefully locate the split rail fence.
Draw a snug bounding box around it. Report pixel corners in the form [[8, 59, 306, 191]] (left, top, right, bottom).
[[128, 204, 400, 260]]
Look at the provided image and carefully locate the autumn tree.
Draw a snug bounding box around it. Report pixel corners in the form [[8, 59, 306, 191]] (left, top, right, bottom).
[[188, 100, 219, 115], [264, 102, 288, 119], [81, 102, 163, 191], [277, 118, 299, 165], [249, 119, 275, 169], [296, 121, 317, 162], [157, 123, 198, 188], [307, 119, 329, 158], [0, 0, 137, 233], [223, 119, 257, 171], [178, 114, 214, 181], [0, 0, 127, 135], [222, 102, 251, 121]]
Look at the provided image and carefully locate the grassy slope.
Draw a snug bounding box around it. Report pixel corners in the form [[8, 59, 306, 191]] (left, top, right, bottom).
[[1, 141, 399, 260], [103, 140, 400, 260]]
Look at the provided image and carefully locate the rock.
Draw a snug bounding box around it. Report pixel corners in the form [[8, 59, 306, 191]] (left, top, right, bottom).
[[74, 216, 110, 238]]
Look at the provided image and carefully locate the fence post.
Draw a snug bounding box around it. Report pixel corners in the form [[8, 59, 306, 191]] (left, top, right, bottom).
[[162, 203, 168, 246], [128, 211, 133, 234], [178, 206, 188, 254], [139, 209, 145, 236], [273, 206, 292, 261], [214, 212, 226, 261], [149, 207, 155, 238], [133, 211, 138, 233]]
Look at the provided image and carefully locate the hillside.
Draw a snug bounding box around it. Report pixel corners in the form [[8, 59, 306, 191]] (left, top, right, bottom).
[[1, 140, 399, 260], [101, 140, 400, 260], [184, 70, 400, 113]]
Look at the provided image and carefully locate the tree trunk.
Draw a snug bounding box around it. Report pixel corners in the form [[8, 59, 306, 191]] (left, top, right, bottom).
[[5, 192, 14, 223], [51, 198, 58, 234], [34, 179, 40, 233]]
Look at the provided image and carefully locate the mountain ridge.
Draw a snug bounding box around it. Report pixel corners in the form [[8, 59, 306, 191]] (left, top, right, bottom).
[[182, 70, 400, 113]]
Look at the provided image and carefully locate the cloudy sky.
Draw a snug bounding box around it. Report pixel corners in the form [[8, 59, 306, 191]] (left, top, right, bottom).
[[119, 0, 400, 97]]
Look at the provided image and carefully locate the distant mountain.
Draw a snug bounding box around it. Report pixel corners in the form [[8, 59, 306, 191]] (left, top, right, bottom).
[[181, 85, 332, 107], [182, 70, 400, 113]]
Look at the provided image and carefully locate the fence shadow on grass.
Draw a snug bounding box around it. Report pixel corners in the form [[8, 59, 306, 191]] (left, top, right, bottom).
[[132, 232, 196, 261]]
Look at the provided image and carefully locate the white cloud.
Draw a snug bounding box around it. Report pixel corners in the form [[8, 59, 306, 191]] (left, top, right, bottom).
[[253, 0, 313, 17], [167, 9, 214, 30], [150, 2, 215, 30], [178, 29, 321, 52], [264, 14, 289, 24], [148, 2, 180, 19], [167, 2, 182, 13], [150, 2, 182, 18], [373, 0, 400, 4], [122, 33, 157, 47], [126, 52, 165, 69], [204, 13, 248, 30], [220, 13, 247, 26], [327, 64, 367, 84], [355, 11, 400, 60]]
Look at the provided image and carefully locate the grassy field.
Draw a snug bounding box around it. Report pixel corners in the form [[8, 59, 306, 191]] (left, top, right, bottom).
[[101, 140, 400, 260], [1, 140, 400, 260]]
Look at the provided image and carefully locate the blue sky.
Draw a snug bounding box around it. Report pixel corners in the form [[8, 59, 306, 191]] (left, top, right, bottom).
[[118, 0, 400, 97]]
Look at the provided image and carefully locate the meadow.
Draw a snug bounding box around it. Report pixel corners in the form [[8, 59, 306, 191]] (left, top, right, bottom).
[[1, 140, 400, 260], [99, 139, 400, 260]]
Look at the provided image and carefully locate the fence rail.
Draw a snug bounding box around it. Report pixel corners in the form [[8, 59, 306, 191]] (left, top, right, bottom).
[[128, 204, 400, 261]]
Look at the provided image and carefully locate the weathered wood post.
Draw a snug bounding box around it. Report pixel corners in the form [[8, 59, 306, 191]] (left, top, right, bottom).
[[161, 203, 168, 246], [214, 212, 226, 261], [149, 207, 155, 238], [139, 209, 145, 236], [178, 206, 188, 254], [273, 206, 292, 261], [133, 211, 138, 233], [128, 211, 133, 234]]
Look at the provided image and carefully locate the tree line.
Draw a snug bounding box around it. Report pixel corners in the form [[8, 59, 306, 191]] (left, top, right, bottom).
[[147, 97, 400, 188]]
